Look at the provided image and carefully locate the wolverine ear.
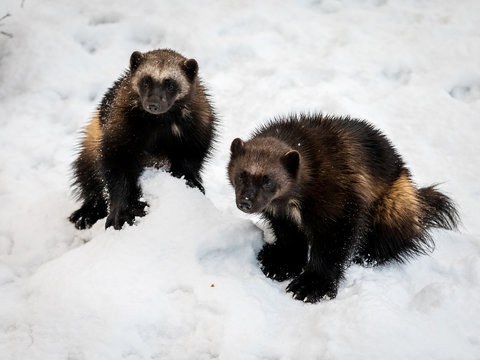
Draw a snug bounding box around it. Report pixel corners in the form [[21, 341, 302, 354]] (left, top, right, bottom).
[[230, 138, 246, 158], [281, 150, 300, 177], [130, 51, 144, 72], [182, 58, 198, 81]]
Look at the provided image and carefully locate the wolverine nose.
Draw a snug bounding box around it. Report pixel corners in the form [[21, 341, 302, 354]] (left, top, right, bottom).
[[148, 103, 160, 112], [238, 199, 253, 212]]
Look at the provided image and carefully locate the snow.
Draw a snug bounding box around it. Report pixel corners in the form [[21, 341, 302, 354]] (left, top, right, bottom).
[[1, 0, 479, 359]]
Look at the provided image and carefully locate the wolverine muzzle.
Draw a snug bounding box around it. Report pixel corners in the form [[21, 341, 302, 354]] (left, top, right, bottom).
[[237, 198, 253, 212], [143, 99, 170, 115]]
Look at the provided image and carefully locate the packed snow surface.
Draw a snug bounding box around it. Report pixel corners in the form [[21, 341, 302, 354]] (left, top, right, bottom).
[[1, 0, 479, 359]]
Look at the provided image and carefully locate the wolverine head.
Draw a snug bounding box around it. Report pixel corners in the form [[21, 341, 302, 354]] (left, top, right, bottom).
[[129, 49, 198, 115], [228, 137, 300, 214]]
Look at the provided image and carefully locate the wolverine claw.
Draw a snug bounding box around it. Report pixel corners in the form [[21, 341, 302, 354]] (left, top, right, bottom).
[[286, 272, 337, 303], [105, 217, 113, 229], [258, 243, 305, 282], [69, 205, 106, 230], [75, 218, 92, 230], [106, 200, 149, 230], [130, 200, 148, 217], [184, 177, 205, 194]]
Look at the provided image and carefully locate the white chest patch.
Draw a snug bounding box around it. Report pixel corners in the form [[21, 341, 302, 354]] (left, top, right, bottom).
[[171, 122, 182, 137], [181, 107, 192, 121], [266, 199, 302, 227], [288, 199, 302, 226]]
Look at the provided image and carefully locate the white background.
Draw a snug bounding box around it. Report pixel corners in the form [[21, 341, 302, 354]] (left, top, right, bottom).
[[0, 0, 479, 359]]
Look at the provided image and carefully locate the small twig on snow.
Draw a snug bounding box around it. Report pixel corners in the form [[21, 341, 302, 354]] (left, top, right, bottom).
[[0, 13, 11, 22], [0, 13, 13, 38]]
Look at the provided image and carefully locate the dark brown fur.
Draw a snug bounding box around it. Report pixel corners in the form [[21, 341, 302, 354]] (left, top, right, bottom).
[[70, 49, 217, 230], [228, 113, 459, 302]]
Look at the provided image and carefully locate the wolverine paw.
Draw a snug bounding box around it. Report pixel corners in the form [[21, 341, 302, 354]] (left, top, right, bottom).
[[286, 271, 337, 303], [170, 170, 205, 194], [69, 205, 107, 230], [186, 179, 205, 194], [130, 200, 149, 217], [258, 243, 305, 281], [105, 201, 148, 230]]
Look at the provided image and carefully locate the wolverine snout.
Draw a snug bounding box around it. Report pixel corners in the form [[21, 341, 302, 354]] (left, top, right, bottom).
[[237, 198, 253, 213], [143, 99, 169, 115], [148, 103, 160, 112]]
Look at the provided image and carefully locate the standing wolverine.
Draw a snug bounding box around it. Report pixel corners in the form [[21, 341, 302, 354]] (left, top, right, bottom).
[[228, 113, 458, 302], [69, 49, 217, 230]]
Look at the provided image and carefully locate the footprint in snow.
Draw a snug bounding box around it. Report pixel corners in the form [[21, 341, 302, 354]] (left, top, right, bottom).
[[88, 13, 121, 26], [449, 81, 480, 103]]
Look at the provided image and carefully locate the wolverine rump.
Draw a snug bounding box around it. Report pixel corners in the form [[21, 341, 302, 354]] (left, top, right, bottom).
[[69, 49, 216, 230], [228, 113, 458, 302]]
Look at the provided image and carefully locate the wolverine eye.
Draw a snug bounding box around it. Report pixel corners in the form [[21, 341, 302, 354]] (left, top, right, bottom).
[[263, 176, 274, 190], [237, 171, 247, 183], [140, 76, 152, 89], [164, 78, 177, 92]]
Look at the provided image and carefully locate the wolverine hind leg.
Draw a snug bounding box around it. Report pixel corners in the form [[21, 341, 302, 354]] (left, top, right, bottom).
[[258, 217, 309, 281], [69, 153, 108, 229], [355, 170, 435, 265], [69, 113, 108, 229]]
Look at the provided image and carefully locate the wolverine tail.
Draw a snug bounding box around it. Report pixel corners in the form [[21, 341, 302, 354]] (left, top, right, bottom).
[[417, 185, 459, 231], [355, 171, 459, 266]]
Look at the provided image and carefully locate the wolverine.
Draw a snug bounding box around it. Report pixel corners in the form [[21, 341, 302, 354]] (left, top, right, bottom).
[[228, 113, 459, 302], [69, 49, 217, 230]]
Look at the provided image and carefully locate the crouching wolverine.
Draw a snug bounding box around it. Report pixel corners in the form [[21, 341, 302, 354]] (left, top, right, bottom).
[[69, 49, 216, 230], [228, 113, 459, 302]]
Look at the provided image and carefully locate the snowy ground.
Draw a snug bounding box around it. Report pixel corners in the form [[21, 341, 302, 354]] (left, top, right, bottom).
[[1, 0, 480, 359]]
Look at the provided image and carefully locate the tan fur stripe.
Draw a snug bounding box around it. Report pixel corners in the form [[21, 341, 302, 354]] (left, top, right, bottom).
[[288, 198, 302, 226], [82, 111, 102, 158], [374, 171, 420, 226], [171, 122, 182, 137], [353, 171, 384, 206]]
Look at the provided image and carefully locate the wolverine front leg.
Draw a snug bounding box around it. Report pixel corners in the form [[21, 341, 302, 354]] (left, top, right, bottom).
[[69, 149, 108, 229], [102, 151, 147, 230], [169, 155, 205, 194], [258, 217, 308, 281], [286, 218, 357, 302]]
